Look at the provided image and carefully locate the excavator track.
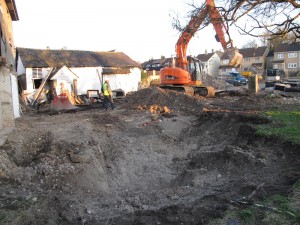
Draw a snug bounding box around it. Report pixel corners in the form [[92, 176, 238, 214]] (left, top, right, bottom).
[[193, 86, 215, 97], [160, 85, 215, 97]]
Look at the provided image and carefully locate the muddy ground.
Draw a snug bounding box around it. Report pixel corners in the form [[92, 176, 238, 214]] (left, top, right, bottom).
[[0, 86, 300, 225]]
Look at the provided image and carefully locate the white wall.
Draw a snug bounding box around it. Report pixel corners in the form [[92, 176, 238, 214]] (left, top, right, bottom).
[[17, 57, 26, 75], [72, 67, 103, 95], [11, 74, 20, 118], [102, 68, 141, 94], [74, 67, 141, 95], [51, 66, 79, 95], [25, 68, 33, 92], [24, 67, 55, 93], [208, 54, 221, 77], [20, 65, 141, 97]]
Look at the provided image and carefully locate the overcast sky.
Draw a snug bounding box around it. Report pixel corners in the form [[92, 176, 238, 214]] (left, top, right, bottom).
[[13, 0, 248, 63]]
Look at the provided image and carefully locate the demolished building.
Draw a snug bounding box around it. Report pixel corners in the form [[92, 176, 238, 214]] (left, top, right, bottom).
[[16, 48, 141, 106]]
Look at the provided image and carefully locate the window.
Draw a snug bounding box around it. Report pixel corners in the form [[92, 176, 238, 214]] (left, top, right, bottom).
[[150, 63, 160, 68], [288, 52, 297, 58], [277, 53, 283, 59], [33, 79, 42, 89], [288, 63, 297, 68], [163, 62, 170, 67], [255, 57, 260, 62], [273, 64, 278, 69], [244, 57, 250, 62], [223, 59, 229, 64], [32, 67, 43, 78]]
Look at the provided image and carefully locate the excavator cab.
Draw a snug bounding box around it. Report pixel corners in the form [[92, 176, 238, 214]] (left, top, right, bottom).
[[160, 56, 202, 86], [187, 56, 202, 85]]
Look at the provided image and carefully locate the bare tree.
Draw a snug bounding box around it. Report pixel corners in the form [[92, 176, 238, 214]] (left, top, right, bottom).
[[242, 39, 258, 48], [172, 0, 300, 43], [260, 28, 299, 48]]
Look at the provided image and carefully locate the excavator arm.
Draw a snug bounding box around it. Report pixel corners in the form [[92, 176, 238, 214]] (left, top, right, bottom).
[[176, 8, 208, 71], [206, 0, 242, 67], [176, 0, 242, 68]]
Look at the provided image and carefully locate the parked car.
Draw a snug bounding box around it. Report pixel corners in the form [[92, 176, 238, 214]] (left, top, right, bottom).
[[225, 72, 248, 86]]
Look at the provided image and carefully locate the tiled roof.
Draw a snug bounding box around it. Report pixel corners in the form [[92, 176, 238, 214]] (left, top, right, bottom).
[[196, 53, 214, 61], [141, 59, 154, 68], [17, 48, 141, 68], [141, 58, 173, 69], [163, 58, 173, 64], [221, 46, 268, 59], [275, 42, 300, 52]]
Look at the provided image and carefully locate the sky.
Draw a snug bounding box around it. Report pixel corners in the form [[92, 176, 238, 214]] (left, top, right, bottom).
[[12, 0, 250, 63]]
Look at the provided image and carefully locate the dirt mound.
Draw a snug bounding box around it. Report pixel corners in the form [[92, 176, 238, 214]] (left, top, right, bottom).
[[120, 86, 205, 115], [201, 73, 231, 90]]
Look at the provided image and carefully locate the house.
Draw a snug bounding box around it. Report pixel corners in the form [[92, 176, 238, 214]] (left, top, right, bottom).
[[141, 57, 172, 85], [141, 57, 172, 77], [16, 48, 141, 105], [0, 0, 19, 134], [272, 42, 300, 79], [219, 46, 269, 77], [197, 50, 222, 77], [142, 58, 165, 72]]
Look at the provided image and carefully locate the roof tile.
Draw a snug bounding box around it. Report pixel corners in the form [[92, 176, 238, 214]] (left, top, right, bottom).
[[17, 48, 141, 68]]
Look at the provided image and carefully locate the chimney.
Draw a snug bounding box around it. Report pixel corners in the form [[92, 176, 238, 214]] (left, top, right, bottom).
[[205, 49, 207, 55], [212, 49, 214, 53]]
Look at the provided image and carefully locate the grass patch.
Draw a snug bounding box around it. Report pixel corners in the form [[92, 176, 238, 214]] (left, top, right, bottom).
[[262, 194, 291, 212], [256, 109, 300, 143], [207, 190, 300, 225], [294, 180, 300, 189], [236, 208, 256, 224]]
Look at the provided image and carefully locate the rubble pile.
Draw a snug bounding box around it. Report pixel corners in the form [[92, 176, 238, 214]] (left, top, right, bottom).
[[201, 73, 232, 90], [121, 86, 206, 115]]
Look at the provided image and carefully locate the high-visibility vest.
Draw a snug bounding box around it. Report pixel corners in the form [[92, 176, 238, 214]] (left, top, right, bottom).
[[102, 83, 109, 96]]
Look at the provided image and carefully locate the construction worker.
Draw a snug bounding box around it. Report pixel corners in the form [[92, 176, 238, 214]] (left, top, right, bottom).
[[102, 80, 115, 110]]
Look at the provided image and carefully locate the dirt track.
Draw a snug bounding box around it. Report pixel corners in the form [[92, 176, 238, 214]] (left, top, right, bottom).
[[0, 86, 300, 225]]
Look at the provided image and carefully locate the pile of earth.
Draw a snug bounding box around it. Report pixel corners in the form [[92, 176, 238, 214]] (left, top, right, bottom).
[[120, 86, 207, 115], [201, 73, 232, 90]]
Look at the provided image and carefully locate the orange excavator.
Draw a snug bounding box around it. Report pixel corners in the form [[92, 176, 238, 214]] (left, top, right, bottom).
[[160, 0, 243, 97]]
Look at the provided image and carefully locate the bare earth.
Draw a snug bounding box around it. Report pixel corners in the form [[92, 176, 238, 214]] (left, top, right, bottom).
[[0, 86, 300, 225]]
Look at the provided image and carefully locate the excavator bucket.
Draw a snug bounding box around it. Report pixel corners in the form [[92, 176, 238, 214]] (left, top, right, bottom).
[[228, 50, 243, 67], [51, 93, 78, 111]]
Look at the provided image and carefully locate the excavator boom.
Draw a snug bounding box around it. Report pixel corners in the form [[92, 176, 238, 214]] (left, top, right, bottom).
[[206, 0, 242, 67], [176, 0, 242, 69], [176, 8, 208, 71], [160, 0, 243, 97]]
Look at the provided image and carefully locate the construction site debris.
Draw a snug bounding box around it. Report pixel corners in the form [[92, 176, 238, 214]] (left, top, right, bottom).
[[50, 93, 78, 111], [0, 85, 300, 225]]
